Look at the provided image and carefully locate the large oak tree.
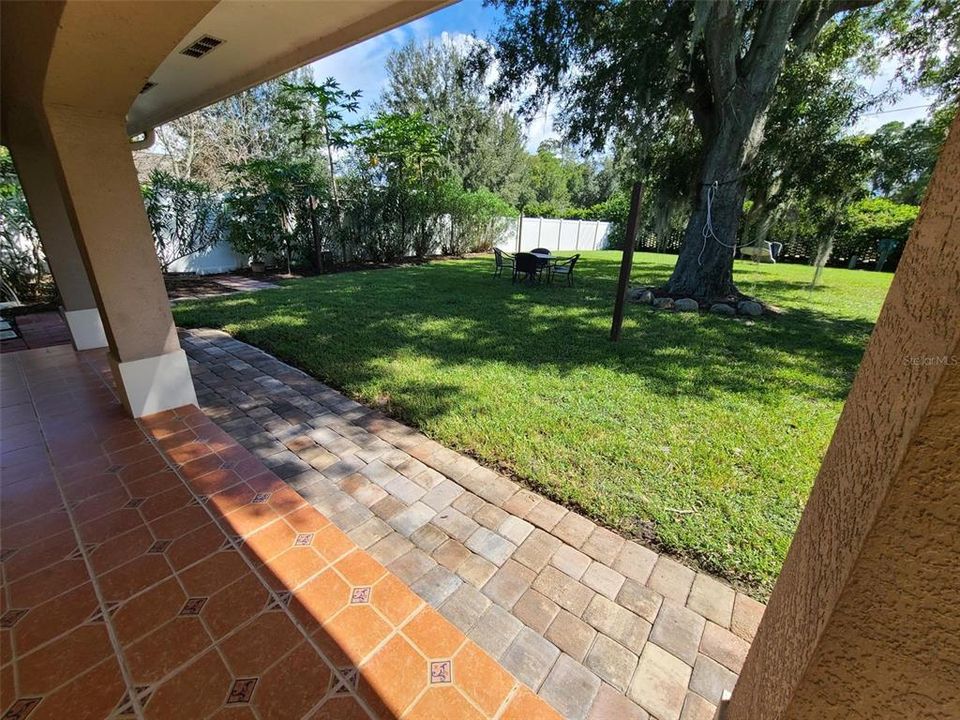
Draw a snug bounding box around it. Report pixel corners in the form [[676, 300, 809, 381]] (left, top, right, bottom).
[[477, 0, 882, 299]]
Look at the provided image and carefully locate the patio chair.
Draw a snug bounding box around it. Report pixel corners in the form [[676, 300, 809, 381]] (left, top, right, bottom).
[[493, 248, 515, 278], [549, 254, 580, 286], [530, 248, 552, 274], [513, 252, 542, 285]]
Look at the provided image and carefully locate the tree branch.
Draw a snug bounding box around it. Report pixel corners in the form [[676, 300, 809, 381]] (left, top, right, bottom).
[[792, 0, 881, 54], [702, 0, 741, 102]]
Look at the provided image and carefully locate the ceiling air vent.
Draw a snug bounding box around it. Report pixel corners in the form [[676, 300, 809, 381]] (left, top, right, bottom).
[[180, 35, 224, 59], [139, 81, 157, 94]]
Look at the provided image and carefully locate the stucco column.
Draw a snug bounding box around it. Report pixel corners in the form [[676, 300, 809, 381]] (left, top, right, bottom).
[[42, 106, 197, 417], [6, 117, 108, 350], [725, 117, 960, 717]]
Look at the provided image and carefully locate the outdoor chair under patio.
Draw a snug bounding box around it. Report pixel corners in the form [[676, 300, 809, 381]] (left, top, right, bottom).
[[493, 247, 515, 278], [513, 252, 543, 284], [549, 253, 580, 285]]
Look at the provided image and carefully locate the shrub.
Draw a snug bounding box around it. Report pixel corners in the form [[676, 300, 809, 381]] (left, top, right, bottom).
[[834, 197, 919, 262], [0, 147, 54, 304], [143, 170, 225, 272], [446, 187, 518, 254]]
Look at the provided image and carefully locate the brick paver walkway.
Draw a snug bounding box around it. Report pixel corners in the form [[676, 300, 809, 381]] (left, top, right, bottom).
[[182, 328, 766, 720]]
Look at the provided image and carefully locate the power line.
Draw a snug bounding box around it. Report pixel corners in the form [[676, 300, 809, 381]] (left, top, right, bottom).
[[861, 102, 934, 116]]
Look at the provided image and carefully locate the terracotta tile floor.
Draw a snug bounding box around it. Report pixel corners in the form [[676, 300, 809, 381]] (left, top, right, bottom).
[[0, 344, 561, 719], [0, 313, 72, 354]]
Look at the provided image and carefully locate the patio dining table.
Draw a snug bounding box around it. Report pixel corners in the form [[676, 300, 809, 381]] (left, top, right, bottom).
[[529, 250, 555, 283], [530, 250, 556, 269]]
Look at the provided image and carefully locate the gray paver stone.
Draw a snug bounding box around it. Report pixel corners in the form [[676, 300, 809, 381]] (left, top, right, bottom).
[[513, 529, 562, 573], [513, 588, 561, 634], [587, 683, 650, 720], [482, 559, 535, 608], [539, 653, 602, 720], [649, 599, 706, 666], [582, 526, 626, 565], [585, 634, 639, 693], [689, 654, 737, 705], [628, 643, 693, 720], [465, 526, 516, 566], [533, 566, 595, 617], [411, 564, 463, 607], [613, 542, 659, 584], [551, 544, 592, 580], [584, 594, 651, 653], [469, 604, 523, 660], [501, 627, 562, 691], [686, 573, 736, 628], [545, 610, 597, 662], [647, 556, 696, 604], [553, 512, 596, 548], [439, 583, 491, 633], [582, 562, 626, 600]]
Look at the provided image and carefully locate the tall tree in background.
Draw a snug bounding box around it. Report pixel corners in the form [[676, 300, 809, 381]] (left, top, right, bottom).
[[153, 68, 311, 185], [866, 107, 955, 204], [276, 78, 360, 268], [477, 0, 884, 300], [381, 37, 528, 206], [742, 17, 878, 250]]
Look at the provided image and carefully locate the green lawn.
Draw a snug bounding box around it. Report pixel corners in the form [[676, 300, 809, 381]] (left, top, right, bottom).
[[173, 251, 893, 596]]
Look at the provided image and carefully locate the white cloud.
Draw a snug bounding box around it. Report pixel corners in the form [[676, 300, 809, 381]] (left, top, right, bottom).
[[307, 19, 561, 152]]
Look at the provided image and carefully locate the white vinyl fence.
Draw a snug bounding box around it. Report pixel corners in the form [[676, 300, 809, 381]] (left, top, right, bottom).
[[162, 215, 613, 274], [495, 216, 612, 253], [165, 241, 249, 275]]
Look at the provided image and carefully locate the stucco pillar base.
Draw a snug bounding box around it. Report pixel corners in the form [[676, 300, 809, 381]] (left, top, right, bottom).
[[109, 349, 197, 418], [62, 307, 107, 350]]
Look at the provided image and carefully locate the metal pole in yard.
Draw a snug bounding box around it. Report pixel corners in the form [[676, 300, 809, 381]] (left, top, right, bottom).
[[610, 182, 645, 342]]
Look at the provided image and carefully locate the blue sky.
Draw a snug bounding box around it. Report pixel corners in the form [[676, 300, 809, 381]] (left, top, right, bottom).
[[309, 1, 935, 150]]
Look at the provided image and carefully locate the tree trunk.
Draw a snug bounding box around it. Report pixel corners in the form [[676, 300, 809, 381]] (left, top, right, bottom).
[[323, 120, 342, 228], [666, 124, 753, 299], [308, 195, 324, 273]]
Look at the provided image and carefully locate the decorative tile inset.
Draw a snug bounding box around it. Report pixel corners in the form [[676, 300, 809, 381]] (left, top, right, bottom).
[[1, 697, 42, 719], [225, 678, 258, 704], [265, 592, 291, 611], [251, 492, 271, 504], [0, 609, 28, 628], [294, 533, 314, 547], [180, 597, 208, 616], [147, 540, 171, 554], [107, 465, 122, 473], [190, 495, 211, 506], [124, 498, 145, 509], [349, 587, 371, 605], [430, 659, 452, 684], [0, 547, 18, 562], [330, 667, 359, 696]]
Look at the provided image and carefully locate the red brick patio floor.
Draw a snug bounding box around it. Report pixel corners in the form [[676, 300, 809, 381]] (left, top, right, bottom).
[[0, 344, 560, 719]]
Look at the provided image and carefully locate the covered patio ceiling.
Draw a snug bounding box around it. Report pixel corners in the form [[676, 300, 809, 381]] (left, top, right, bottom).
[[0, 0, 452, 144], [126, 0, 452, 136]]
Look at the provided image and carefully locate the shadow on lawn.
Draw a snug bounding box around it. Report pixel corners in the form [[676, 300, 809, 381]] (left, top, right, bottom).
[[174, 256, 877, 410]]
